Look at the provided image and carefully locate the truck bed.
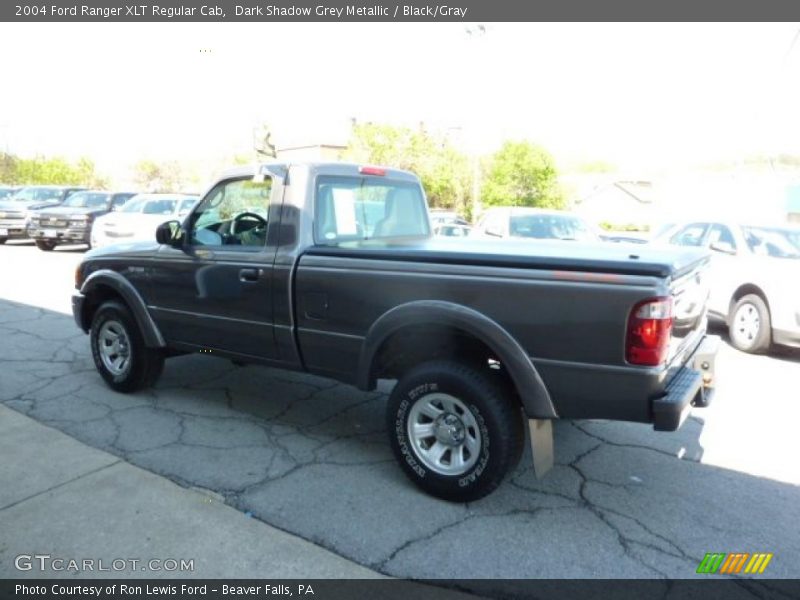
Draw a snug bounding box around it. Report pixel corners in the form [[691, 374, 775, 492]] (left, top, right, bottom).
[[304, 237, 709, 279]]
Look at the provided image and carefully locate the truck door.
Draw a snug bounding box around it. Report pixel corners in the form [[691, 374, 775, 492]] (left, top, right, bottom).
[[147, 170, 282, 360]]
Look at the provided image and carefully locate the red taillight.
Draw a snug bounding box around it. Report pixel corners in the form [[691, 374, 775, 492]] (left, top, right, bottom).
[[359, 166, 386, 176], [625, 297, 673, 366]]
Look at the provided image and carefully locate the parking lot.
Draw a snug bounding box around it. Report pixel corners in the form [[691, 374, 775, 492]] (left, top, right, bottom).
[[1, 240, 799, 588]]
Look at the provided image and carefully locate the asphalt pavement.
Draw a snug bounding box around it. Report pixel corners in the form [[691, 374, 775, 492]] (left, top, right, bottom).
[[1, 242, 799, 593]]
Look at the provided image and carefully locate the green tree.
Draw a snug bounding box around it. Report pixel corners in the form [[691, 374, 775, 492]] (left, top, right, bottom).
[[343, 123, 471, 217], [133, 159, 184, 192], [0, 153, 106, 186], [481, 141, 564, 209]]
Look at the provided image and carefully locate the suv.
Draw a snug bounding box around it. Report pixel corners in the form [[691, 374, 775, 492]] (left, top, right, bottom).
[[0, 185, 86, 244], [28, 191, 136, 250]]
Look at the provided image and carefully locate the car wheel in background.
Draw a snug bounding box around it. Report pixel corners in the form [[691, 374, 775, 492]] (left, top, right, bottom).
[[90, 300, 165, 392], [386, 360, 524, 502], [729, 294, 771, 354], [35, 240, 56, 251], [0, 237, 7, 245]]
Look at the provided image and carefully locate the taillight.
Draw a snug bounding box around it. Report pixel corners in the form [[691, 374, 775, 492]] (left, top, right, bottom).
[[625, 297, 673, 366], [359, 166, 386, 176]]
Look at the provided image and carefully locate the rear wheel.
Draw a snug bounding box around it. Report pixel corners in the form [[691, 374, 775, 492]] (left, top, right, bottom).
[[0, 237, 7, 245], [386, 360, 524, 502], [728, 294, 771, 354], [35, 240, 56, 251], [90, 301, 164, 392]]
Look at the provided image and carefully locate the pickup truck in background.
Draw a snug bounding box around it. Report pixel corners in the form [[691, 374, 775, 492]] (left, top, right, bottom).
[[72, 162, 719, 501]]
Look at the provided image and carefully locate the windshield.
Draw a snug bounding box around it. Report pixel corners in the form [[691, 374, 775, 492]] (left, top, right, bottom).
[[120, 196, 183, 214], [0, 188, 15, 200], [11, 187, 63, 202], [62, 192, 110, 209], [742, 227, 800, 259], [315, 176, 429, 242], [510, 213, 597, 241]]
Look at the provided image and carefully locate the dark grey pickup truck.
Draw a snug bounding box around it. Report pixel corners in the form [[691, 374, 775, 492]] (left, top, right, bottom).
[[72, 162, 719, 501]]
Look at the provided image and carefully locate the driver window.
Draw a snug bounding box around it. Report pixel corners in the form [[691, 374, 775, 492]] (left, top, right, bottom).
[[190, 177, 272, 249]]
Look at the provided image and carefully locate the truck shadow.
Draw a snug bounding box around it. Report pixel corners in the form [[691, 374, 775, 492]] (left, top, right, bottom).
[[1, 298, 798, 583]]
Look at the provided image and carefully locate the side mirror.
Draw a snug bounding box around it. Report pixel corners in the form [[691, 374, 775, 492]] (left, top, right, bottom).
[[156, 220, 183, 248], [710, 241, 736, 255]]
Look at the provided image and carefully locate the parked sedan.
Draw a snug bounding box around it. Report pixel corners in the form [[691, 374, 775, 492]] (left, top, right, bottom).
[[654, 220, 800, 353], [471, 207, 600, 242], [27, 191, 136, 250], [0, 185, 87, 244], [434, 223, 472, 238], [91, 193, 199, 249]]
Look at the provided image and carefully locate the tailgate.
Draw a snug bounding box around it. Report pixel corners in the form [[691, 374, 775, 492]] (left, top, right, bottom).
[[666, 254, 711, 373]]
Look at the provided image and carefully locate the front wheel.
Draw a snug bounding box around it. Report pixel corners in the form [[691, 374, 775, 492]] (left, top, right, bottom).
[[0, 237, 7, 245], [386, 360, 524, 502], [35, 240, 56, 251], [728, 294, 771, 354], [90, 301, 164, 392]]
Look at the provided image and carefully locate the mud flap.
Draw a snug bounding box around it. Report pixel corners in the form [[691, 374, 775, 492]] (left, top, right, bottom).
[[529, 418, 553, 478]]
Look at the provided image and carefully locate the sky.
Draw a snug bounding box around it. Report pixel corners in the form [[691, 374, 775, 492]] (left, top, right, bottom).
[[1, 22, 800, 178]]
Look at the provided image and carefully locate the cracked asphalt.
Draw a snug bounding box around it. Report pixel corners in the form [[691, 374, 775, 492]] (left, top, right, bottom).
[[1, 243, 799, 589]]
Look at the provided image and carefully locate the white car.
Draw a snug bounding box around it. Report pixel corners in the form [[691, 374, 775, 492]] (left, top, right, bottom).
[[91, 193, 198, 249], [654, 221, 800, 353], [471, 206, 600, 242]]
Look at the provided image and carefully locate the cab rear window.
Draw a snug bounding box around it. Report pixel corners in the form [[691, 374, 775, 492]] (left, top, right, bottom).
[[314, 176, 429, 243]]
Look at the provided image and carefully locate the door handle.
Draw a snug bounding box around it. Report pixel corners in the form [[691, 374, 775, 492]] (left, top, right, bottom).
[[239, 268, 260, 282]]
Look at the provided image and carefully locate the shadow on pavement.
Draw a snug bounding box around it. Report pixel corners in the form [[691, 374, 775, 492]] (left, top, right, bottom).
[[1, 298, 798, 588]]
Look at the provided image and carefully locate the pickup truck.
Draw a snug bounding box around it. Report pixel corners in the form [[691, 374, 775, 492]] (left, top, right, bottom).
[[72, 162, 719, 501]]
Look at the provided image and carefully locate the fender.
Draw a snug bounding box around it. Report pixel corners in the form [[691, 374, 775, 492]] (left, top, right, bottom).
[[79, 270, 165, 348], [357, 300, 557, 419]]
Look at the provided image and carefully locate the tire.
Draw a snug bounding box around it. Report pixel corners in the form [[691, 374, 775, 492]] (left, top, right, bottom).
[[35, 240, 56, 251], [90, 300, 164, 392], [0, 237, 7, 245], [386, 360, 524, 502], [728, 294, 771, 354]]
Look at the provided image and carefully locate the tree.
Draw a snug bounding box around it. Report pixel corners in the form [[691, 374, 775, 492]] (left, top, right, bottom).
[[343, 122, 472, 217], [481, 141, 564, 209], [0, 153, 107, 187], [133, 159, 185, 192]]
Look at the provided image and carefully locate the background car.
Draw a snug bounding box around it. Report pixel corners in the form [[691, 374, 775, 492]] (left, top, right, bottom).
[[0, 185, 19, 200], [91, 193, 199, 249], [27, 191, 136, 251], [434, 223, 472, 237], [0, 185, 87, 244], [653, 220, 800, 353], [471, 206, 601, 242], [429, 209, 469, 228]]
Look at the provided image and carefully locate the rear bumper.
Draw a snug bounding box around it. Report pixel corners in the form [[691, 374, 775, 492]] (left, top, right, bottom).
[[653, 334, 720, 431]]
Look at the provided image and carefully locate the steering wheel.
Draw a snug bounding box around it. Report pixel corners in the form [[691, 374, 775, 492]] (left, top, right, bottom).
[[230, 211, 267, 235]]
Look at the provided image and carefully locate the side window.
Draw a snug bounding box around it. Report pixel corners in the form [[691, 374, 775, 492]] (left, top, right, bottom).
[[670, 223, 709, 247], [190, 178, 272, 249], [707, 224, 737, 250]]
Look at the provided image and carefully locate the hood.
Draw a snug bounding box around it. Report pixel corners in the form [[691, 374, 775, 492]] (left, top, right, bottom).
[[305, 236, 710, 279], [84, 240, 160, 261], [37, 205, 105, 217]]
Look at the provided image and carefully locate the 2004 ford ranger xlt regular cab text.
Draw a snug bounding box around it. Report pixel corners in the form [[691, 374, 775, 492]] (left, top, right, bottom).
[[72, 162, 720, 501]]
